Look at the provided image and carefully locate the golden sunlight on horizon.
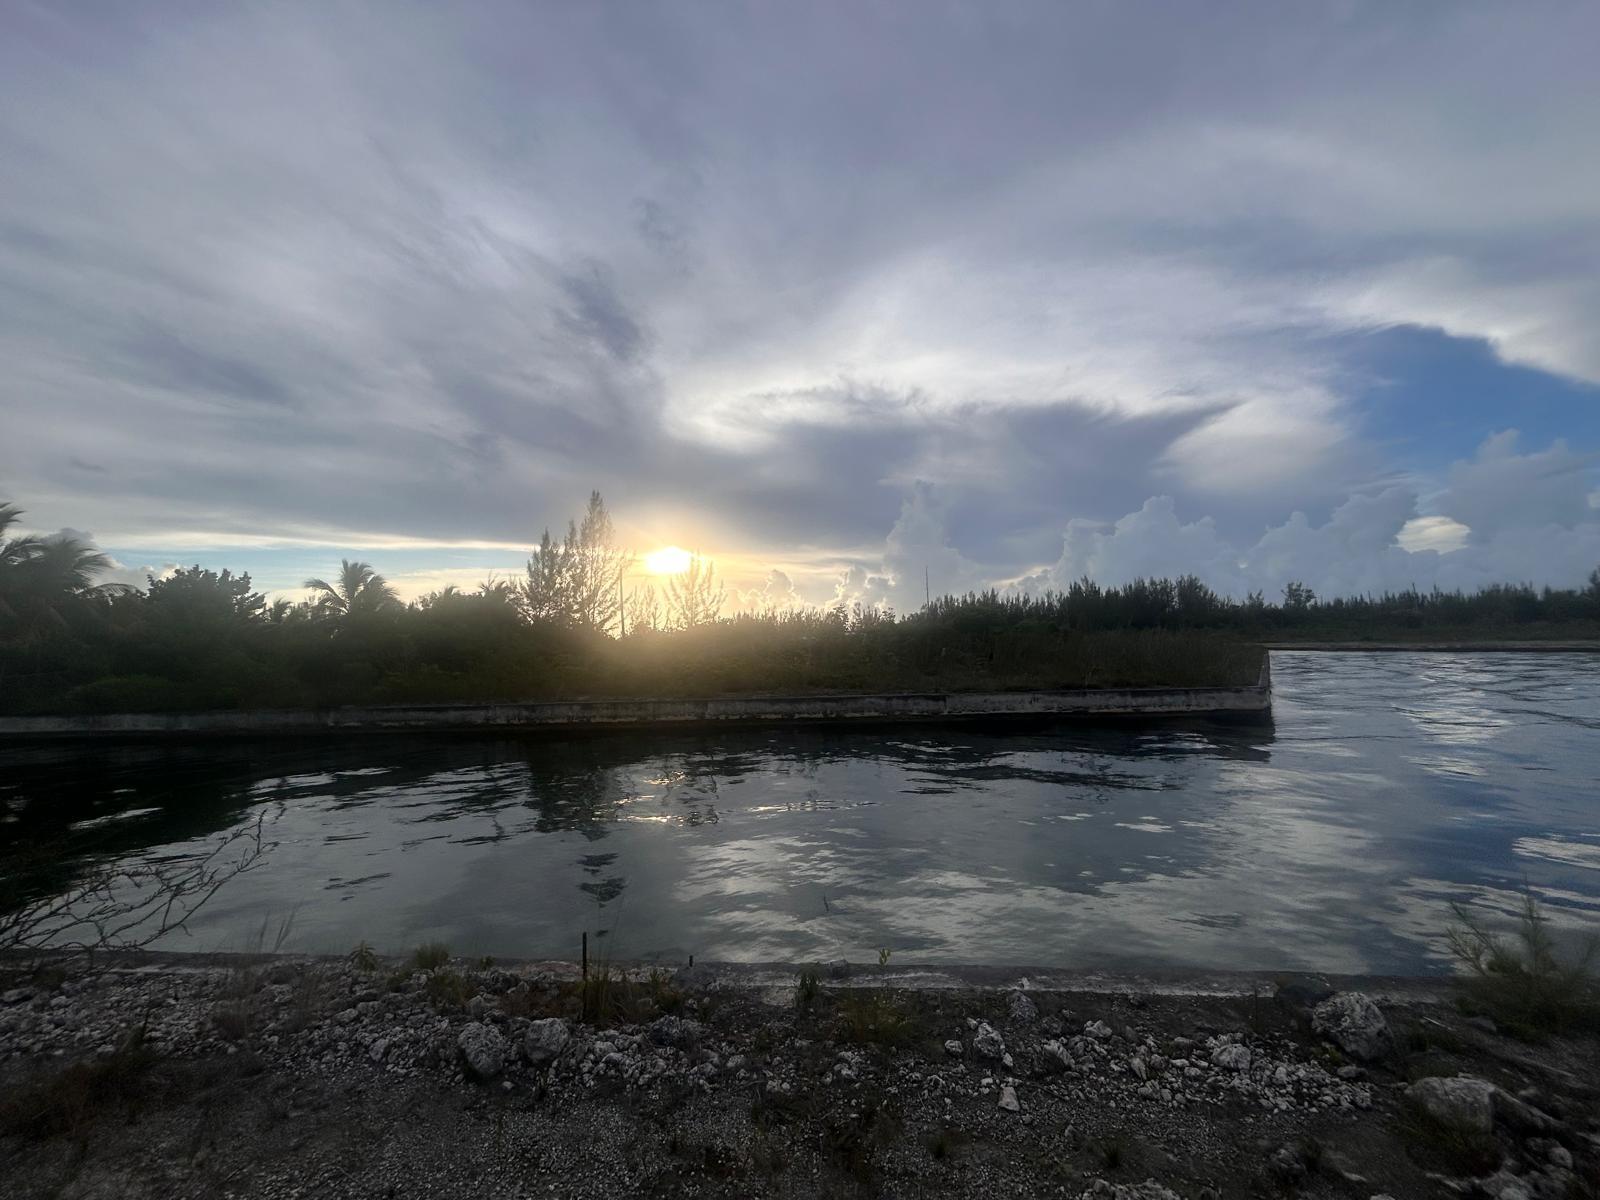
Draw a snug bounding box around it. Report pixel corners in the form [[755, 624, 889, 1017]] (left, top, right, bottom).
[[643, 545, 693, 574]]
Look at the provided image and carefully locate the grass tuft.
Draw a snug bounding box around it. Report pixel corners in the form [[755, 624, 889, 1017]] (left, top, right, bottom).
[[0, 1027, 159, 1141], [835, 988, 918, 1047]]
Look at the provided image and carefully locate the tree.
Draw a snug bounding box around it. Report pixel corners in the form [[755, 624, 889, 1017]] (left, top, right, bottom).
[[0, 502, 123, 644], [625, 582, 663, 633], [303, 559, 398, 620], [1, 816, 270, 964], [521, 491, 632, 633], [145, 565, 266, 626], [667, 554, 726, 629], [521, 528, 572, 624], [1282, 580, 1317, 612]]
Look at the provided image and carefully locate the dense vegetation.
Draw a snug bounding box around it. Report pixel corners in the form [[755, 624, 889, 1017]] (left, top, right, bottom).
[[1, 495, 1596, 715]]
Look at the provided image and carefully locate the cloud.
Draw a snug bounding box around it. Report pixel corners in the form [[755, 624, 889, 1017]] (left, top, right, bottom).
[[835, 435, 1599, 606], [1437, 433, 1595, 541], [1, 3, 1597, 595], [734, 568, 804, 613]]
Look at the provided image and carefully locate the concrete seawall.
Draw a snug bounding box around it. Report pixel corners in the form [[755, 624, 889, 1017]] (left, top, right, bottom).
[[0, 661, 1271, 739], [1263, 640, 1600, 652]]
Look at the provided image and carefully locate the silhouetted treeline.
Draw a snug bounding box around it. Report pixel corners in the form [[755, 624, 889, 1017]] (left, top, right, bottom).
[[2, 497, 1597, 715], [925, 573, 1600, 635]]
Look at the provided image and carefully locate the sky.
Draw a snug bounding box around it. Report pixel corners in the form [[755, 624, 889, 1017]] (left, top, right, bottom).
[[3, 2, 1599, 610]]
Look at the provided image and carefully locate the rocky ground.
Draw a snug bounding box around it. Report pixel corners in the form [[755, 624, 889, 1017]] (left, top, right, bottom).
[[1, 954, 1596, 1199]]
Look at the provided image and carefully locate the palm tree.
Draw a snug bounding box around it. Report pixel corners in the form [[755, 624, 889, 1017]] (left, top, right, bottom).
[[303, 559, 398, 619], [0, 501, 123, 642]]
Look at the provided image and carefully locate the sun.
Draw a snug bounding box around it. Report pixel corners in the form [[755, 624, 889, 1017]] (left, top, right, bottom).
[[644, 545, 693, 574]]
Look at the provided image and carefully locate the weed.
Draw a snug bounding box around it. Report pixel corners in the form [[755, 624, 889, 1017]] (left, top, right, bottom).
[[836, 988, 917, 1047], [578, 963, 640, 1024], [1096, 1132, 1126, 1171], [1296, 1136, 1324, 1174], [927, 1125, 969, 1161], [348, 941, 379, 972], [1398, 1103, 1502, 1177], [751, 1132, 788, 1176], [210, 1002, 251, 1041], [411, 942, 451, 971], [0, 1027, 158, 1140], [878, 947, 892, 967], [423, 968, 478, 1010], [823, 1092, 901, 1184], [1446, 892, 1600, 1039], [646, 967, 684, 1014], [795, 966, 821, 1011]]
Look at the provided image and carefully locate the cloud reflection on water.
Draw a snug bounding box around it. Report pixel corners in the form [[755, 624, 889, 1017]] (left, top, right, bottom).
[[4, 652, 1599, 972]]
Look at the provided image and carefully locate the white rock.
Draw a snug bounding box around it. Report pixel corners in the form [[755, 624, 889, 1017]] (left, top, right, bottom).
[[523, 1017, 570, 1066], [1406, 1075, 1496, 1134], [972, 1021, 1006, 1060], [647, 1015, 705, 1048], [1210, 1044, 1251, 1071], [1311, 993, 1391, 1061], [944, 1039, 964, 1057], [997, 1084, 1020, 1112], [1084, 1020, 1113, 1040], [456, 1022, 508, 1079]]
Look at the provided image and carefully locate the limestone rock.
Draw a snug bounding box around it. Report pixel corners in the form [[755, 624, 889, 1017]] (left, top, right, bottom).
[[457, 1021, 508, 1079], [1274, 975, 1334, 1012], [1311, 992, 1392, 1061], [523, 1017, 571, 1066], [1007, 990, 1039, 1024], [1210, 1043, 1251, 1071], [1406, 1075, 1496, 1134], [647, 1015, 705, 1049], [997, 1084, 1020, 1112], [972, 1021, 1006, 1060]]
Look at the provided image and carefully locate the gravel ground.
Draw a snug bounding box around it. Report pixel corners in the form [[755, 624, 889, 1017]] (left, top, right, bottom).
[[1, 954, 1596, 1199]]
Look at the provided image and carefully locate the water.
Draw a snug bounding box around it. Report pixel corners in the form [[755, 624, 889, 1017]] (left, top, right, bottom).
[[3, 652, 1598, 974]]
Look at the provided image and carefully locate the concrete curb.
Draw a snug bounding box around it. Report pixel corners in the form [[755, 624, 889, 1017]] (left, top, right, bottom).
[[0, 664, 1273, 739]]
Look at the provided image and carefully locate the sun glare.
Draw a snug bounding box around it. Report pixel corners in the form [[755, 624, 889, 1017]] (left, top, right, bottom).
[[644, 545, 693, 574]]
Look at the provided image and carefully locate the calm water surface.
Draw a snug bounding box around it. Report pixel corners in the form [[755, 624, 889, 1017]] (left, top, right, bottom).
[[4, 652, 1598, 974]]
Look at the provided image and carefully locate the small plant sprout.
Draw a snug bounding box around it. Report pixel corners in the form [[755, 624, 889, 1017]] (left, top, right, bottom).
[[795, 966, 821, 1010]]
